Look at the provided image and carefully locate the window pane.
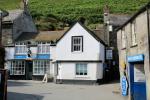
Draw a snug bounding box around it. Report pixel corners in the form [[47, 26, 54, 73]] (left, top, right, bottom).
[[72, 37, 83, 52], [76, 63, 87, 76]]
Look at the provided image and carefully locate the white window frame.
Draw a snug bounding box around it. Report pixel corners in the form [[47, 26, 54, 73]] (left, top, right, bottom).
[[121, 28, 126, 48], [72, 36, 83, 52], [75, 63, 88, 76], [37, 42, 50, 54], [15, 42, 27, 55], [33, 60, 50, 75], [131, 21, 137, 46], [10, 60, 25, 75]]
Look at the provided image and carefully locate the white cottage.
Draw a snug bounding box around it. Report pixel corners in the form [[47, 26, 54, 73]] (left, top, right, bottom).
[[54, 22, 106, 84]]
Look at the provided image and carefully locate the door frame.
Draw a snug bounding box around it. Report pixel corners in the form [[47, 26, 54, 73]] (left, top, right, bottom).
[[127, 54, 146, 100]]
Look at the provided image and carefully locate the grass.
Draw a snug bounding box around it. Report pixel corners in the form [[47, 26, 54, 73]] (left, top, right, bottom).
[[0, 0, 21, 10]]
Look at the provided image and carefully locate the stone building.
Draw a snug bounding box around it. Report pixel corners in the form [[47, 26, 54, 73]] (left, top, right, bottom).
[[117, 2, 150, 100], [103, 5, 130, 81], [2, 1, 37, 46]]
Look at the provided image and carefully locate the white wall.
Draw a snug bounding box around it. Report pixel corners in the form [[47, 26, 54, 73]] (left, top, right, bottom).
[[5, 47, 15, 60], [56, 23, 104, 61], [99, 43, 105, 62], [57, 62, 103, 80], [50, 46, 56, 60]]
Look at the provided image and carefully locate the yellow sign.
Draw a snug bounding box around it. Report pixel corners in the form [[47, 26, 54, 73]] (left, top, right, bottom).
[[120, 61, 126, 69]]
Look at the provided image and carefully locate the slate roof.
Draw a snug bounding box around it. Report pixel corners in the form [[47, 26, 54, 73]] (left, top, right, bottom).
[[93, 28, 105, 42], [109, 14, 131, 26], [35, 30, 67, 42], [116, 1, 150, 31], [3, 9, 23, 22], [15, 32, 37, 42]]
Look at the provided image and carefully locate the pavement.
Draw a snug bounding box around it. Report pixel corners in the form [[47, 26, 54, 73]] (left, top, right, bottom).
[[7, 80, 127, 100]]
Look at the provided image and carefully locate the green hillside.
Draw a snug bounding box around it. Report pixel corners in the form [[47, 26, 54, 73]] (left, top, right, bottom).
[[0, 0, 21, 10], [0, 0, 149, 30]]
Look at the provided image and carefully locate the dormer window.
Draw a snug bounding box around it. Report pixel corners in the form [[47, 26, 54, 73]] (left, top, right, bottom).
[[37, 42, 50, 54], [71, 36, 83, 52], [15, 42, 27, 54]]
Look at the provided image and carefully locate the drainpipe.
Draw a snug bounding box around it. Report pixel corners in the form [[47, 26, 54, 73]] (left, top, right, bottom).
[[146, 5, 150, 100], [147, 6, 150, 70]]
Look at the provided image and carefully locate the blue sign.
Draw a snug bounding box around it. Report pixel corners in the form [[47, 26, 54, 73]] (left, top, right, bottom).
[[127, 54, 144, 63], [14, 55, 27, 59], [121, 76, 128, 96], [37, 54, 50, 59]]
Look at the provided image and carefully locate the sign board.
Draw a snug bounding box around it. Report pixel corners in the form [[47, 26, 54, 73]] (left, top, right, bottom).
[[127, 54, 144, 62], [106, 50, 113, 60], [134, 64, 145, 82], [121, 76, 128, 96], [14, 55, 27, 59], [37, 54, 50, 59]]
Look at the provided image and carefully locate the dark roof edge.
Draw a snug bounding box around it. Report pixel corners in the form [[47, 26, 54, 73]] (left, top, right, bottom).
[[116, 2, 150, 32], [55, 60, 102, 63], [56, 21, 107, 46]]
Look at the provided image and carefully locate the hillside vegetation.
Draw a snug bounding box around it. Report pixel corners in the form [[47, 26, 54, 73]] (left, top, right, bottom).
[[0, 0, 149, 30], [0, 0, 21, 10]]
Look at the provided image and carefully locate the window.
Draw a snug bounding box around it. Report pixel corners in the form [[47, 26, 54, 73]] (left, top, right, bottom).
[[15, 42, 27, 54], [33, 60, 50, 75], [72, 36, 83, 52], [131, 21, 137, 46], [37, 42, 50, 54], [10, 60, 25, 75], [76, 63, 87, 75], [121, 28, 126, 48]]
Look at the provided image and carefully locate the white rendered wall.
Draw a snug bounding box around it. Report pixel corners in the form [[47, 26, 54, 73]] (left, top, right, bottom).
[[56, 23, 104, 61], [99, 43, 105, 62], [57, 62, 103, 80], [5, 47, 15, 60]]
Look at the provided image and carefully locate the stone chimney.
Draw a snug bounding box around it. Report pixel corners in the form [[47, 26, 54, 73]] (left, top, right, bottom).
[[103, 5, 110, 25], [23, 0, 28, 10]]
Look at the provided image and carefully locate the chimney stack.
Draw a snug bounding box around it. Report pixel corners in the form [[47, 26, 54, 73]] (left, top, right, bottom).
[[103, 5, 110, 24], [22, 0, 29, 10]]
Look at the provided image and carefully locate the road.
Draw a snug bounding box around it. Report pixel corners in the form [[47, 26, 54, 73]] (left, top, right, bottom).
[[7, 80, 127, 100]]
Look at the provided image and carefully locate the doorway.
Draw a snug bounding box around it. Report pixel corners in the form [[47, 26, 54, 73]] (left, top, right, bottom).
[[26, 61, 33, 80], [130, 63, 146, 100]]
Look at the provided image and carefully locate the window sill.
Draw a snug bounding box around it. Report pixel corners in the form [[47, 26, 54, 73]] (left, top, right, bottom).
[[75, 75, 89, 78], [10, 74, 25, 75], [130, 44, 138, 48], [15, 53, 27, 55], [72, 51, 83, 54], [33, 74, 44, 76]]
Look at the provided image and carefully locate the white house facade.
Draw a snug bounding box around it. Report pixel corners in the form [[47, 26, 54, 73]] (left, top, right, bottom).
[[4, 22, 106, 84], [54, 22, 105, 84]]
